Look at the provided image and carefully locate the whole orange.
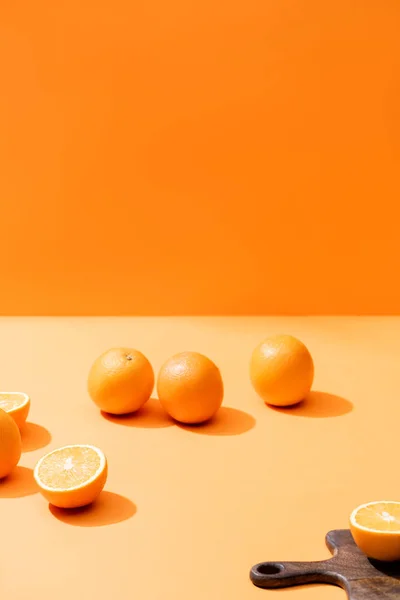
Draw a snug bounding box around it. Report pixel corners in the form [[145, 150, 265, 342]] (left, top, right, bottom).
[[0, 408, 21, 478], [250, 334, 314, 407], [88, 348, 154, 415], [157, 351, 224, 424]]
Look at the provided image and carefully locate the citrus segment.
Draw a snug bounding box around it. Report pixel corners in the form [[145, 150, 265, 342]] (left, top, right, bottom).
[[34, 444, 107, 508], [350, 501, 400, 561], [0, 392, 30, 430]]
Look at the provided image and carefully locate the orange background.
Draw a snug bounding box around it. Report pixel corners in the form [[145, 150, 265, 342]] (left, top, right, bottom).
[[1, 1, 399, 315], [2, 315, 399, 599]]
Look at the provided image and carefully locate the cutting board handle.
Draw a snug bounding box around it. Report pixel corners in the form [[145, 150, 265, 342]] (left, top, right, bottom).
[[250, 531, 400, 599], [250, 559, 338, 589]]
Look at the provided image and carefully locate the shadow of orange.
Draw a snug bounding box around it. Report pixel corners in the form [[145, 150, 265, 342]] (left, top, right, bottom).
[[102, 398, 173, 428], [270, 391, 353, 418], [0, 466, 38, 498], [21, 422, 52, 452], [49, 491, 136, 527], [178, 406, 256, 436]]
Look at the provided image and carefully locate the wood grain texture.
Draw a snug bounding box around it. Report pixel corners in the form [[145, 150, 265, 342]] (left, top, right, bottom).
[[250, 529, 400, 599]]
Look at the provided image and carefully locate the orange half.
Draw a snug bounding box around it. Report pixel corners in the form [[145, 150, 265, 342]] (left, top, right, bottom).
[[34, 444, 107, 509], [350, 501, 400, 561], [0, 392, 30, 430]]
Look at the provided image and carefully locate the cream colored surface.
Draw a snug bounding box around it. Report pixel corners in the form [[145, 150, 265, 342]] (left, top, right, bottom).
[[0, 317, 398, 599]]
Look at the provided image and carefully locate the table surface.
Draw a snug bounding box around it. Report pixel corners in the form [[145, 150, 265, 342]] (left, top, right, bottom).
[[1, 316, 397, 599]]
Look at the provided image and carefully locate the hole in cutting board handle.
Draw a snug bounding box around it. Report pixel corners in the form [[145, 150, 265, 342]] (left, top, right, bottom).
[[256, 563, 283, 575]]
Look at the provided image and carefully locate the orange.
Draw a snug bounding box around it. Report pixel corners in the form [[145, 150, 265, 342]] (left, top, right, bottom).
[[157, 351, 224, 424], [0, 408, 21, 478], [88, 347, 154, 415], [0, 392, 30, 430], [350, 501, 400, 561], [250, 334, 314, 407], [34, 444, 108, 509]]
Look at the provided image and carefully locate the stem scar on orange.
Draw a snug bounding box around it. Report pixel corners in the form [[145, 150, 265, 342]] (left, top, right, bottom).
[[88, 348, 154, 415], [157, 351, 224, 424], [250, 334, 314, 407]]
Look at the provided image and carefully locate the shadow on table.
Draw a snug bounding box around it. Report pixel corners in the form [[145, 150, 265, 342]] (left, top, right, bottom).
[[0, 466, 38, 498], [260, 583, 330, 594], [102, 398, 173, 429], [49, 491, 137, 527], [178, 406, 256, 436], [270, 391, 353, 418], [21, 422, 52, 452]]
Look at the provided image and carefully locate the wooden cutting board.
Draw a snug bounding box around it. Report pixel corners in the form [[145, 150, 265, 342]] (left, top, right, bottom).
[[250, 529, 400, 598]]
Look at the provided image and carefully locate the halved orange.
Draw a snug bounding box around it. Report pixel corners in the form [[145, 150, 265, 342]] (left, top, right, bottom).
[[350, 501, 400, 561], [34, 444, 107, 509], [0, 392, 30, 430]]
